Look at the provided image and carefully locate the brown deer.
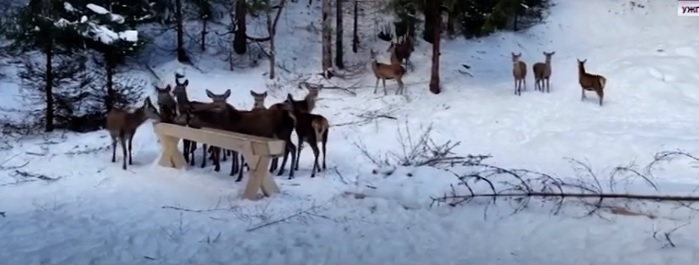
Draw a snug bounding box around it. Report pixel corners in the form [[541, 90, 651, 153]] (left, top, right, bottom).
[[198, 88, 235, 172], [172, 75, 207, 166], [284, 93, 329, 177], [387, 35, 415, 72], [370, 48, 406, 95], [105, 97, 161, 170], [577, 59, 607, 106], [250, 90, 268, 110], [183, 101, 297, 181], [533, 51, 555, 93], [511, 52, 527, 96], [154, 84, 177, 123]]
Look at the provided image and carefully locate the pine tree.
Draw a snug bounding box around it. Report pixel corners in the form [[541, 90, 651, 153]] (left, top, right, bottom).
[[56, 1, 148, 112]]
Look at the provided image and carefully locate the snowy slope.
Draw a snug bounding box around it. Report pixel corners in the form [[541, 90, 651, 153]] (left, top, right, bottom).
[[2, 0, 699, 264]]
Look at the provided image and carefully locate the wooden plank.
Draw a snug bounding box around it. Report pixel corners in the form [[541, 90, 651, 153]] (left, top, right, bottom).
[[154, 123, 284, 156]]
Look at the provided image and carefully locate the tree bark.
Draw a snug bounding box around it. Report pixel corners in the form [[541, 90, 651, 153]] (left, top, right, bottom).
[[175, 0, 189, 62], [352, 0, 358, 53], [41, 0, 55, 132], [321, 0, 332, 74], [105, 50, 116, 112], [422, 0, 435, 44], [233, 0, 248, 55], [429, 0, 441, 94], [334, 0, 344, 69], [44, 38, 54, 132], [201, 17, 207, 51]]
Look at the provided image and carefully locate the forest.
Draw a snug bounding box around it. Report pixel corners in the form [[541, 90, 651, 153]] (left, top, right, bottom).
[[0, 0, 550, 134]]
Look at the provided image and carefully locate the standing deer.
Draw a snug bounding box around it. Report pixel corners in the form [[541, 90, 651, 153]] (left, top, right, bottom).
[[577, 59, 607, 106], [512, 52, 527, 96], [533, 51, 555, 93], [284, 93, 329, 177], [172, 75, 206, 166], [370, 48, 406, 95], [105, 97, 161, 170]]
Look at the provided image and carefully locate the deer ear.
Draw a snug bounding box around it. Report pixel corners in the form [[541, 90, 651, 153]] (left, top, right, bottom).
[[164, 85, 171, 92], [551, 51, 555, 55], [206, 89, 214, 98], [286, 93, 294, 102], [249, 90, 256, 97], [261, 91, 267, 97], [223, 89, 231, 98], [183, 79, 189, 86]]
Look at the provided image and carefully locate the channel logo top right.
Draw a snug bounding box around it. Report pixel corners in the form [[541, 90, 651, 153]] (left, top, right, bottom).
[[678, 0, 699, 16]]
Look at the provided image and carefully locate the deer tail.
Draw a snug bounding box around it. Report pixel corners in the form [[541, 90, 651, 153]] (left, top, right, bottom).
[[312, 119, 327, 142], [599, 76, 606, 90]]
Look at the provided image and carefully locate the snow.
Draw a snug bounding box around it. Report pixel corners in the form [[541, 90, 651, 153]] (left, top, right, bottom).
[[63, 2, 76, 12], [2, 0, 699, 264], [86, 3, 108, 15]]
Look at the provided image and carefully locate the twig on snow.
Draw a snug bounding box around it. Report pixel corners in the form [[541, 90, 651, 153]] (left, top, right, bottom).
[[246, 205, 319, 232]]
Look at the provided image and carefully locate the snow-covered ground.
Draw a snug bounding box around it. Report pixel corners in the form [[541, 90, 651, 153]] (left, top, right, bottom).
[[2, 0, 699, 264]]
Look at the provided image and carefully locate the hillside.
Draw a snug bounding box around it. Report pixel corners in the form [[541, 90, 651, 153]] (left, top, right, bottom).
[[2, 0, 699, 264]]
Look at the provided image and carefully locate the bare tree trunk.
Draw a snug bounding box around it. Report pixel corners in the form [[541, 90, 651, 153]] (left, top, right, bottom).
[[41, 0, 54, 132], [175, 0, 189, 62], [233, 0, 247, 55], [446, 11, 455, 37], [321, 0, 332, 74], [428, 0, 441, 94], [105, 51, 116, 111], [352, 0, 358, 53], [266, 0, 287, 79], [334, 0, 344, 69], [201, 18, 207, 51]]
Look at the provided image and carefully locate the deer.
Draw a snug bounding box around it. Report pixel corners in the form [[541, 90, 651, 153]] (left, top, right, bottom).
[[388, 35, 415, 72], [577, 59, 607, 106], [172, 75, 208, 167], [183, 100, 297, 181], [511, 52, 527, 96], [284, 93, 329, 178], [370, 47, 406, 96], [533, 51, 555, 93], [105, 97, 161, 170], [154, 84, 177, 123], [196, 88, 238, 172]]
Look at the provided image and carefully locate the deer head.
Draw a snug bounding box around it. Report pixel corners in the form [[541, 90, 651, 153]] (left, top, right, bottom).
[[173, 77, 190, 97], [206, 89, 231, 108], [250, 90, 268, 109], [543, 51, 555, 62], [511, 52, 522, 64]]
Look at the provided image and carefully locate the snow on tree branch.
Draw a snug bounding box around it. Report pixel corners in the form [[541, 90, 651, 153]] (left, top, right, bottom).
[[54, 3, 139, 45]]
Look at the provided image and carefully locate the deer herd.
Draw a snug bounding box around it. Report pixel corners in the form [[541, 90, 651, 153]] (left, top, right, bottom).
[[104, 36, 609, 179], [106, 74, 330, 183], [511, 51, 607, 106]]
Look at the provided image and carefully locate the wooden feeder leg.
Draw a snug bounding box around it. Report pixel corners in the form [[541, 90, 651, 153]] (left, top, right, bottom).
[[156, 133, 186, 169], [258, 156, 279, 196], [242, 154, 264, 200]]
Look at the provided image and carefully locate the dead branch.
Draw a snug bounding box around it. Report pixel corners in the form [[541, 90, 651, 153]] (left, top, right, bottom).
[[246, 205, 319, 232], [161, 205, 236, 213]]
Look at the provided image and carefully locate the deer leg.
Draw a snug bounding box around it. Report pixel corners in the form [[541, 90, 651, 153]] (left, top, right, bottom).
[[309, 142, 320, 178], [382, 79, 388, 95], [111, 135, 117, 163], [321, 130, 328, 171], [221, 149, 228, 162], [213, 147, 221, 172], [513, 78, 518, 95], [235, 155, 245, 182], [119, 134, 127, 170], [277, 140, 296, 178], [546, 78, 550, 93], [200, 144, 207, 168], [597, 90, 604, 106], [189, 142, 197, 166], [373, 78, 379, 94], [295, 135, 304, 170], [581, 89, 586, 100], [128, 134, 134, 165], [182, 140, 190, 163], [230, 151, 239, 175]]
